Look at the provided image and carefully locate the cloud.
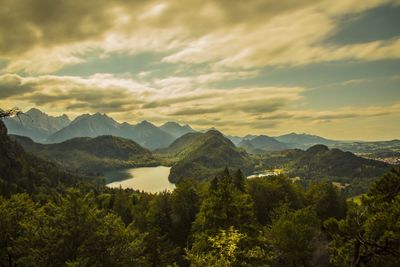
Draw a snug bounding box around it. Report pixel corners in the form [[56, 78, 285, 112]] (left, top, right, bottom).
[[1, 0, 399, 73], [256, 104, 400, 123], [163, 4, 400, 68], [0, 73, 304, 128], [0, 74, 33, 98], [1, 72, 399, 138], [0, 74, 151, 114], [0, 0, 117, 57]]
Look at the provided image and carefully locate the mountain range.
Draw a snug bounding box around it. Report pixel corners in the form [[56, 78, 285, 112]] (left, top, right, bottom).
[[2, 108, 398, 153], [3, 108, 70, 142], [46, 114, 176, 150], [160, 121, 195, 139]]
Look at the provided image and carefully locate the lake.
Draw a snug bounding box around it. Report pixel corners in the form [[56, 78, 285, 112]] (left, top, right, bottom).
[[106, 166, 175, 193]]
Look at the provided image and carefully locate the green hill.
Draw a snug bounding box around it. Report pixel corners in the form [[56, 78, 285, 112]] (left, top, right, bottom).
[[260, 144, 391, 181], [11, 135, 158, 172], [168, 130, 254, 183]]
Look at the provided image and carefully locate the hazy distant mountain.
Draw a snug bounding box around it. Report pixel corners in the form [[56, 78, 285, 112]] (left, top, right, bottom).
[[3, 108, 70, 142], [160, 122, 195, 139], [168, 130, 253, 183], [121, 120, 175, 150], [243, 134, 257, 140], [12, 135, 156, 172], [275, 132, 337, 148], [226, 135, 243, 146], [238, 135, 290, 153], [47, 114, 175, 150], [47, 113, 121, 143]]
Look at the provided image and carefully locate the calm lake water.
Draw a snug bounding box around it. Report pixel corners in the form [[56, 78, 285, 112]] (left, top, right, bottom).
[[106, 166, 175, 193]]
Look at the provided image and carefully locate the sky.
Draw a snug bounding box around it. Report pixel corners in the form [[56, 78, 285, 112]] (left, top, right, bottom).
[[0, 0, 399, 140]]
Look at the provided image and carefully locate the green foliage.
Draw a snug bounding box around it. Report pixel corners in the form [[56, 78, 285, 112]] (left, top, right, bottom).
[[186, 227, 245, 267], [0, 190, 148, 267], [0, 194, 38, 266], [325, 167, 400, 267], [170, 180, 200, 246], [247, 175, 304, 225], [306, 181, 347, 221], [192, 169, 256, 237], [266, 206, 320, 267]]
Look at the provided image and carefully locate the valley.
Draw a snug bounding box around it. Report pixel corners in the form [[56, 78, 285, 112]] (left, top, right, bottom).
[[1, 107, 399, 266], [5, 108, 398, 197]]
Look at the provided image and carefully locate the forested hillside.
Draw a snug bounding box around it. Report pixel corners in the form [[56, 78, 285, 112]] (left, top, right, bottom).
[[256, 144, 391, 196], [0, 120, 94, 196], [11, 134, 157, 172], [167, 130, 253, 183]]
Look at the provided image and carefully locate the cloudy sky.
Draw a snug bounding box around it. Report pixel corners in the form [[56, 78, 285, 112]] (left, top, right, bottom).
[[1, 0, 399, 140]]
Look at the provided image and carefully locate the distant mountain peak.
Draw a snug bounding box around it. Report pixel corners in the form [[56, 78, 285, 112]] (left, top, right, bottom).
[[73, 112, 115, 123], [3, 107, 71, 142], [137, 120, 155, 127], [160, 121, 195, 139], [26, 107, 43, 114]]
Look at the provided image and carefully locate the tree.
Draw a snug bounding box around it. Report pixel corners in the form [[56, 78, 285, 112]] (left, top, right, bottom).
[[186, 227, 244, 267], [9, 189, 149, 266], [192, 170, 256, 236], [232, 169, 246, 192], [112, 187, 134, 224], [306, 181, 347, 221], [145, 192, 181, 266], [266, 206, 320, 267], [0, 107, 22, 119], [247, 175, 303, 225], [191, 170, 257, 258], [0, 194, 39, 267], [170, 180, 200, 246], [325, 168, 400, 267]]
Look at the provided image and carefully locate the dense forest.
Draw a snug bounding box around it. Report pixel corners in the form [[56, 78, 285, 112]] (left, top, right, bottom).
[[0, 110, 399, 266]]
